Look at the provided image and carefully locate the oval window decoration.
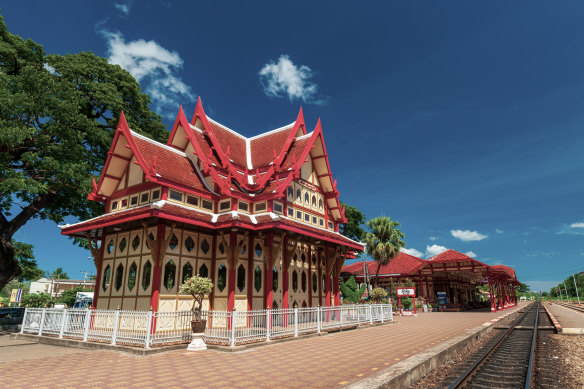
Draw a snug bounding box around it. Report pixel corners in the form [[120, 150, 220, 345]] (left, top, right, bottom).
[[241, 244, 247, 256], [199, 263, 209, 278], [182, 262, 193, 283], [218, 243, 225, 255], [292, 271, 298, 292], [312, 273, 317, 293], [217, 264, 227, 292], [107, 240, 114, 254], [301, 271, 307, 292], [114, 263, 124, 291], [127, 262, 137, 291], [255, 243, 262, 257], [102, 265, 111, 291], [201, 239, 210, 255], [164, 260, 176, 291], [254, 265, 262, 292], [168, 234, 178, 250], [272, 267, 278, 292], [145, 232, 155, 249], [184, 236, 195, 252], [118, 238, 127, 253], [142, 261, 152, 291], [131, 235, 141, 251], [237, 264, 246, 292]]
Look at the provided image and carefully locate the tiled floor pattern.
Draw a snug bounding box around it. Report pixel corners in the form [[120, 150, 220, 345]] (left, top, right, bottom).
[[4, 306, 524, 389]]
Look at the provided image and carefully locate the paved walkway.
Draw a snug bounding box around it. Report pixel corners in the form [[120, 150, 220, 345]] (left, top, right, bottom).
[[547, 303, 584, 329], [2, 304, 525, 389]]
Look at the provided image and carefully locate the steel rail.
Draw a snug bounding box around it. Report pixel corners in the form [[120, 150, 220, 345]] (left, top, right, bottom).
[[447, 302, 537, 389], [524, 302, 539, 389]]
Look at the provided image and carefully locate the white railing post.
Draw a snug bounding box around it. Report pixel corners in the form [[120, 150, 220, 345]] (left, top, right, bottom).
[[20, 308, 27, 334], [369, 304, 373, 325], [266, 308, 271, 342], [38, 308, 46, 336], [145, 309, 153, 349], [340, 306, 344, 328], [381, 305, 385, 323], [82, 309, 91, 342], [230, 311, 236, 347], [59, 309, 68, 339], [317, 306, 321, 334], [111, 309, 120, 345], [294, 308, 298, 337], [357, 305, 360, 324]]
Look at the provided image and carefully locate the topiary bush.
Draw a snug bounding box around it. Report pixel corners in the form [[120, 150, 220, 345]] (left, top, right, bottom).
[[370, 287, 388, 303], [401, 296, 413, 310], [179, 275, 213, 321]]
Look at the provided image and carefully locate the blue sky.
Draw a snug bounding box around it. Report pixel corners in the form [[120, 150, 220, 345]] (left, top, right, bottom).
[[2, 1, 583, 292]]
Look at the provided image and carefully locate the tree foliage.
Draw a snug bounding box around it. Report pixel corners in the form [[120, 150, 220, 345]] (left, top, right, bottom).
[[339, 202, 366, 242], [58, 285, 93, 307], [0, 12, 167, 290], [12, 240, 43, 282], [364, 216, 405, 287], [179, 275, 213, 320], [369, 287, 388, 303], [339, 276, 366, 304], [554, 273, 584, 301], [517, 283, 530, 293], [20, 292, 55, 308], [49, 267, 69, 280]]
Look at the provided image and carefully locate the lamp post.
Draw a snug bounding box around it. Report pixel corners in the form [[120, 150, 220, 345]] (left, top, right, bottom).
[[563, 282, 570, 303]]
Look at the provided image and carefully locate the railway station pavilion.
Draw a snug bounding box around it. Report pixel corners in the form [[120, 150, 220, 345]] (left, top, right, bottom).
[[341, 249, 520, 311], [59, 98, 363, 314]]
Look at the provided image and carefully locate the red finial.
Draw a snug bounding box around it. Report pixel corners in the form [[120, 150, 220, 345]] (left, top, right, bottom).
[[92, 177, 97, 192]]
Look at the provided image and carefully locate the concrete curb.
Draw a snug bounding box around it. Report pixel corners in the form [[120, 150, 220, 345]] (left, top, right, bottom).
[[346, 306, 525, 389], [542, 303, 562, 333]]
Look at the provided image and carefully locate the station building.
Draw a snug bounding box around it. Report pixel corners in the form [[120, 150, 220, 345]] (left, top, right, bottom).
[[341, 250, 519, 311], [60, 98, 363, 314]]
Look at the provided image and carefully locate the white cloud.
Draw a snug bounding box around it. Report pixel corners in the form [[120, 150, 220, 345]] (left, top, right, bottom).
[[259, 55, 324, 104], [450, 229, 488, 241], [401, 247, 424, 258], [100, 30, 194, 117], [570, 222, 584, 228], [426, 244, 448, 258], [114, 1, 132, 16], [495, 229, 504, 234], [429, 236, 438, 241], [465, 251, 477, 258]]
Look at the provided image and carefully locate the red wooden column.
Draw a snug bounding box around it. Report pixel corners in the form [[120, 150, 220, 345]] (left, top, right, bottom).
[[488, 275, 496, 312], [317, 248, 323, 305], [325, 246, 331, 307], [247, 233, 254, 312], [92, 236, 106, 309], [149, 223, 166, 311], [227, 231, 237, 312], [282, 234, 289, 310], [264, 233, 274, 308], [307, 244, 312, 307]]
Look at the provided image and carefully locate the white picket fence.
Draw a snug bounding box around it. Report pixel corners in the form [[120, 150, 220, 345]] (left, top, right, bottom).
[[20, 304, 392, 348]]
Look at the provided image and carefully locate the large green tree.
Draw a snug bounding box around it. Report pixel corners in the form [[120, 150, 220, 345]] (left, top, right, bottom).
[[0, 13, 167, 290], [339, 202, 366, 242], [12, 240, 43, 282], [364, 216, 405, 287]]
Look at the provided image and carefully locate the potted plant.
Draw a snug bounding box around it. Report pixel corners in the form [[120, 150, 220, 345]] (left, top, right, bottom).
[[179, 275, 213, 333]]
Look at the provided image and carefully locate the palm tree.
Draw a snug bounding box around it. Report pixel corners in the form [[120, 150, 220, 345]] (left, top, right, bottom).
[[365, 217, 405, 287]]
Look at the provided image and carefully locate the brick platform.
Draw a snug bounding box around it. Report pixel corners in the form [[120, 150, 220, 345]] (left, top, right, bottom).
[[2, 304, 525, 389]]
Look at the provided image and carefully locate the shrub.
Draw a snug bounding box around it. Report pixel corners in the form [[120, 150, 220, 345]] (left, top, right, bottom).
[[370, 287, 388, 303], [20, 292, 56, 308], [340, 276, 367, 304], [179, 275, 213, 321], [401, 297, 413, 310]]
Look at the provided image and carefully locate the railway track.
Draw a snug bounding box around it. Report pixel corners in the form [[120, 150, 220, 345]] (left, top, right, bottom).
[[437, 302, 554, 389], [556, 302, 584, 314]]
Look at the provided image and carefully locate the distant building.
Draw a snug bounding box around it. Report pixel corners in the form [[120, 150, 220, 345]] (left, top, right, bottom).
[[29, 278, 95, 297]]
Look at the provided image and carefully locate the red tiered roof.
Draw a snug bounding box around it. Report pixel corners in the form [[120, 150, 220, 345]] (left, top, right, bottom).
[[342, 253, 427, 278]]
